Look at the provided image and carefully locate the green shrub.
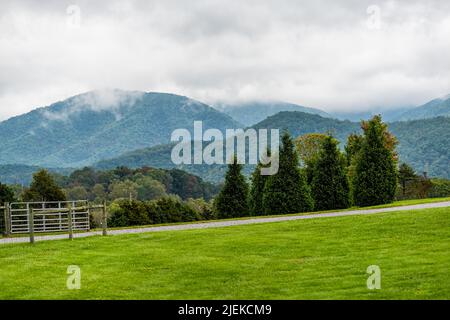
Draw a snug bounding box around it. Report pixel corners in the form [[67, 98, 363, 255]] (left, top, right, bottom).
[[429, 179, 450, 198], [108, 199, 150, 227]]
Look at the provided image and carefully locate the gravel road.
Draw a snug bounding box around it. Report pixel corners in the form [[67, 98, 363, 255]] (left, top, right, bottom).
[[1, 201, 449, 245]]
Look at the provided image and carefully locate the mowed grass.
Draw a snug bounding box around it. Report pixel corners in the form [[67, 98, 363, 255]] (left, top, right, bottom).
[[0, 207, 449, 299], [2, 198, 449, 237]]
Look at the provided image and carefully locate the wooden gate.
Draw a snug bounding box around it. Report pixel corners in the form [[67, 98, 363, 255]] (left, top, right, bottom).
[[7, 201, 90, 234]]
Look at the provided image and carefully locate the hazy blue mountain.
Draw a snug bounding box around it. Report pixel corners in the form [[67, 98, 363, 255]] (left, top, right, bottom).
[[94, 112, 450, 181], [0, 90, 240, 168], [394, 94, 450, 121], [2, 90, 449, 183], [252, 111, 359, 142], [214, 101, 330, 126], [331, 107, 412, 122], [0, 164, 74, 185]]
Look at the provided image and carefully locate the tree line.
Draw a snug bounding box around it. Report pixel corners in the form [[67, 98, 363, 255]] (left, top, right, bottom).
[[0, 166, 219, 204], [214, 115, 445, 218]]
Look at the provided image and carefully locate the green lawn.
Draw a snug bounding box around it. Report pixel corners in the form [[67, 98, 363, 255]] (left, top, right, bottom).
[[102, 197, 450, 231], [2, 197, 449, 237], [0, 207, 449, 299], [361, 197, 450, 209]]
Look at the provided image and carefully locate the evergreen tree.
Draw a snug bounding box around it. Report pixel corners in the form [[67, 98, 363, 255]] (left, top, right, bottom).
[[295, 133, 328, 185], [249, 163, 269, 216], [353, 116, 397, 206], [215, 157, 249, 218], [22, 169, 66, 202], [263, 132, 313, 214], [311, 136, 350, 211]]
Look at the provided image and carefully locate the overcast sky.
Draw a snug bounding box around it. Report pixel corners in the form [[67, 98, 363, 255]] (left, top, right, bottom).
[[1, 0, 449, 120]]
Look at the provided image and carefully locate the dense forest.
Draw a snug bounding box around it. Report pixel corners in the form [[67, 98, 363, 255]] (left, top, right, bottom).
[[58, 166, 220, 202], [0, 166, 219, 205]]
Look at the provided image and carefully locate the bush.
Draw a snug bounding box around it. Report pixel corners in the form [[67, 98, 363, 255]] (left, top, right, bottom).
[[428, 179, 450, 198], [108, 199, 150, 227], [151, 196, 201, 224], [108, 196, 203, 228], [186, 198, 216, 220]]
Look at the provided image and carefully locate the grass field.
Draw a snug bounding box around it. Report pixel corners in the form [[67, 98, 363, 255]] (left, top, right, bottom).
[[2, 197, 449, 237], [0, 206, 449, 299]]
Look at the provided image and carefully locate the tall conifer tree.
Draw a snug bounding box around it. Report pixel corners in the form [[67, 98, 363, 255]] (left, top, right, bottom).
[[263, 132, 313, 214], [249, 163, 268, 215], [311, 136, 350, 210], [215, 157, 249, 218], [353, 116, 397, 206]]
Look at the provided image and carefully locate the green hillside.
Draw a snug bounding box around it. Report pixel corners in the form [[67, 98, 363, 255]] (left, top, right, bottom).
[[0, 164, 73, 185], [1, 207, 449, 299], [95, 112, 450, 181], [0, 90, 240, 168], [396, 95, 450, 121], [252, 111, 359, 141], [214, 101, 330, 126]]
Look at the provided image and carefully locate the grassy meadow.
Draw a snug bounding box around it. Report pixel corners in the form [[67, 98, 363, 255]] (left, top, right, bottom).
[[0, 206, 449, 300]]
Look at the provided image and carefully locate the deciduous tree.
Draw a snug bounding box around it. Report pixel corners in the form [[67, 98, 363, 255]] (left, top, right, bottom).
[[22, 170, 66, 202]]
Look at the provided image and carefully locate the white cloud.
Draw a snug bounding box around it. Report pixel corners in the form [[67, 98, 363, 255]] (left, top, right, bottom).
[[0, 0, 449, 120], [40, 89, 144, 122]]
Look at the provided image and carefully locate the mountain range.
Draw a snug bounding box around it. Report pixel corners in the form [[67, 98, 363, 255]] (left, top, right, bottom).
[[0, 89, 449, 184], [213, 101, 331, 126], [395, 94, 450, 121], [0, 90, 240, 168]]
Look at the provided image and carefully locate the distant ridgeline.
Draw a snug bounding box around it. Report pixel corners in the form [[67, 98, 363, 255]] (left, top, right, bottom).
[[0, 90, 449, 183], [0, 90, 241, 168]]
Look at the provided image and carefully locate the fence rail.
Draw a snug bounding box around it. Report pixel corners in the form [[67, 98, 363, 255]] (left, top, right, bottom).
[[1, 200, 108, 243], [9, 200, 90, 234]]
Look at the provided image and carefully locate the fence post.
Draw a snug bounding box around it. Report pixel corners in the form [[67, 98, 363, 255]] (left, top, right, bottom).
[[68, 205, 73, 240], [4, 202, 11, 237], [102, 200, 108, 236], [29, 207, 35, 244]]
